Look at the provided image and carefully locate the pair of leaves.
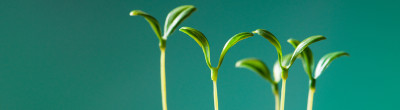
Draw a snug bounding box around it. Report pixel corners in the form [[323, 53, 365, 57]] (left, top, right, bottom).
[[130, 5, 196, 41], [236, 29, 325, 82], [236, 54, 292, 84], [288, 39, 349, 79], [287, 39, 314, 77], [287, 35, 325, 68], [179, 27, 254, 70], [253, 29, 326, 70]]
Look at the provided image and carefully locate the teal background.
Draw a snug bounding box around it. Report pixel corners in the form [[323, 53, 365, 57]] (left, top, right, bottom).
[[0, 0, 398, 110]]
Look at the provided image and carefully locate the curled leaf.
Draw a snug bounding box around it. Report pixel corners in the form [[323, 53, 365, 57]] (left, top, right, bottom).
[[287, 39, 314, 78], [130, 10, 162, 40], [217, 32, 254, 68], [314, 51, 349, 79], [163, 5, 197, 39], [286, 35, 326, 68], [253, 29, 283, 67], [236, 58, 273, 83], [179, 27, 212, 68]]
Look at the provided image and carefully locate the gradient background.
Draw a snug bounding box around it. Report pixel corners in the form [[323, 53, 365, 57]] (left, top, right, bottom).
[[1, 0, 399, 110]]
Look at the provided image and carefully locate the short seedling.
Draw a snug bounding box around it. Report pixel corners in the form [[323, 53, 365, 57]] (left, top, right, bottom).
[[252, 29, 326, 110], [179, 27, 254, 110], [129, 5, 196, 110], [287, 39, 349, 110], [235, 58, 281, 110], [235, 53, 299, 110]]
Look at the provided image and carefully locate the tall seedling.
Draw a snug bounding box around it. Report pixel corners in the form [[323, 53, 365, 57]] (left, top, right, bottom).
[[179, 27, 254, 110], [130, 5, 196, 110]]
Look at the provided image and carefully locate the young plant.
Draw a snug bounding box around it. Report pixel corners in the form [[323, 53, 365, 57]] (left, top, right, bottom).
[[179, 27, 254, 110], [287, 39, 349, 110], [252, 29, 326, 110], [235, 58, 281, 110], [129, 5, 196, 110]]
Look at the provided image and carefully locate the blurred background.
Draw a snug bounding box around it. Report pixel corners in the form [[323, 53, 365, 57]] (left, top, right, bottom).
[[1, 0, 399, 110]]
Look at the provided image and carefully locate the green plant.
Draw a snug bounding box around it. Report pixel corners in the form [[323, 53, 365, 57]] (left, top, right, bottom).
[[129, 5, 196, 110], [179, 27, 254, 110], [250, 29, 326, 110], [235, 53, 298, 110], [131, 5, 350, 110], [287, 39, 349, 110], [235, 58, 281, 110]]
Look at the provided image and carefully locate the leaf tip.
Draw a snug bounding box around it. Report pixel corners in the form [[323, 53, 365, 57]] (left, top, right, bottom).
[[287, 38, 296, 43], [129, 10, 141, 16], [180, 5, 197, 12], [252, 29, 263, 34], [235, 59, 245, 68], [334, 51, 350, 56], [178, 26, 190, 31], [340, 52, 350, 57], [182, 5, 196, 9], [235, 61, 241, 68], [315, 35, 327, 40], [344, 52, 350, 56]]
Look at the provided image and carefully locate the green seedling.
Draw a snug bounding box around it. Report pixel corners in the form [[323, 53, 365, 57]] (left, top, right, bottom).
[[235, 58, 281, 110], [252, 29, 326, 110], [179, 27, 254, 110], [129, 5, 196, 110], [234, 53, 293, 110], [287, 39, 349, 110]]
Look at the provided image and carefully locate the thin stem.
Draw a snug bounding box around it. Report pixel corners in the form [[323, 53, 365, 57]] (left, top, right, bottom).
[[274, 92, 280, 110], [213, 80, 219, 110], [280, 79, 287, 110], [272, 84, 280, 110], [307, 88, 315, 110], [160, 48, 167, 110]]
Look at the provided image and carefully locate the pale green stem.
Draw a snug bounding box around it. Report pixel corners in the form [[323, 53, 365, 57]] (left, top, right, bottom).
[[272, 84, 280, 110], [280, 79, 287, 110], [307, 87, 315, 110], [160, 48, 167, 110], [274, 92, 280, 110], [213, 80, 219, 110]]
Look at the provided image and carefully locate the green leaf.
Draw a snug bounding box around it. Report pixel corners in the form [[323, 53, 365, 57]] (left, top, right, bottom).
[[287, 39, 314, 78], [130, 10, 162, 40], [253, 29, 283, 67], [286, 35, 326, 68], [314, 51, 349, 79], [273, 54, 291, 82], [163, 5, 196, 39], [217, 32, 254, 68], [236, 58, 274, 83], [179, 27, 212, 68]]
